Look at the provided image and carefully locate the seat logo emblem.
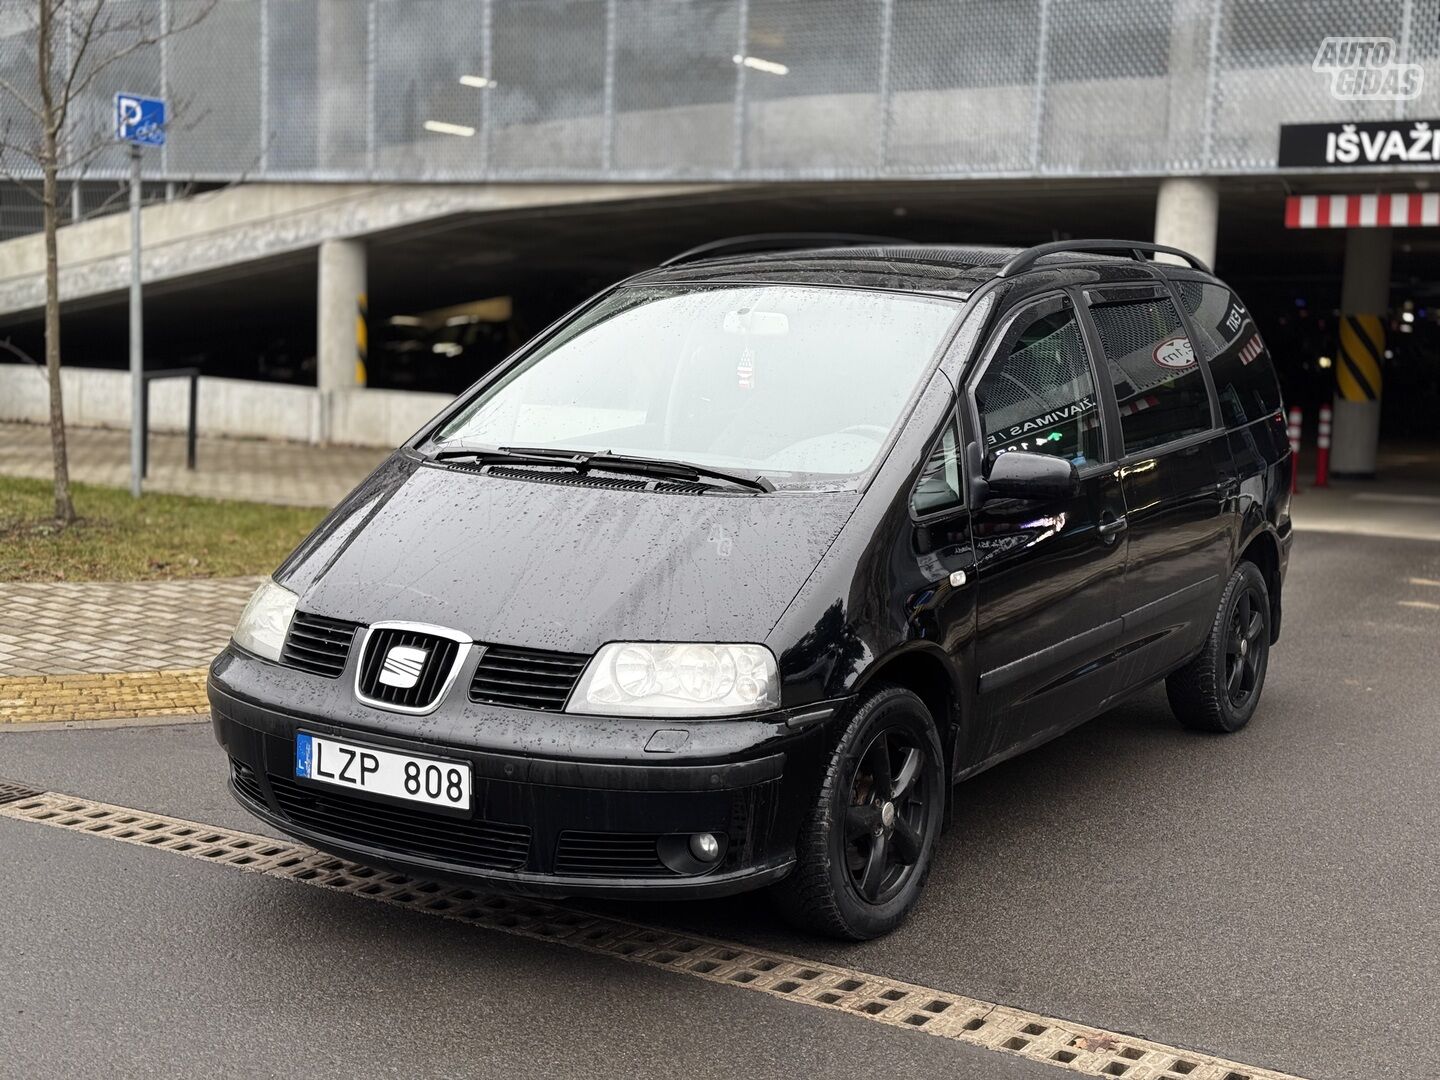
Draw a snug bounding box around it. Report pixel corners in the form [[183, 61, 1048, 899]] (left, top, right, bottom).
[[378, 645, 428, 689]]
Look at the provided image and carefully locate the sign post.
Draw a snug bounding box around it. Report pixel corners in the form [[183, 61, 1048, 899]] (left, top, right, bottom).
[[114, 93, 166, 498]]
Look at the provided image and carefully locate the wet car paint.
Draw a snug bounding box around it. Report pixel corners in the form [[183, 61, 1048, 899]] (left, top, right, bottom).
[[281, 453, 860, 655]]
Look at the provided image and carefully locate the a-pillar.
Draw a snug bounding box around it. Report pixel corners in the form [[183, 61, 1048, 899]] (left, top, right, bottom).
[[1330, 229, 1391, 478], [1153, 177, 1219, 269], [317, 238, 367, 444]]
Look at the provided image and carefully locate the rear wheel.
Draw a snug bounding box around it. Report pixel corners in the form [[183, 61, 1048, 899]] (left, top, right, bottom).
[[773, 686, 945, 940], [1166, 561, 1271, 733]]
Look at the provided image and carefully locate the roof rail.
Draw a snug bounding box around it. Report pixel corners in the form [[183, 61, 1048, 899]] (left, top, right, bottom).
[[660, 232, 910, 268], [996, 239, 1211, 278]]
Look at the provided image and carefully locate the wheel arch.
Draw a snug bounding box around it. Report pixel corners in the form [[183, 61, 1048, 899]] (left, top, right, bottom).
[[1237, 526, 1283, 643], [850, 643, 966, 783]]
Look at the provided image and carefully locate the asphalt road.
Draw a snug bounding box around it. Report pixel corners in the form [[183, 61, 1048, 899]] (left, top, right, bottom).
[[4, 529, 1438, 1079]]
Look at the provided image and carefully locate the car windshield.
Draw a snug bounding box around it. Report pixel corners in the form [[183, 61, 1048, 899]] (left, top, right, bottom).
[[431, 284, 959, 490]]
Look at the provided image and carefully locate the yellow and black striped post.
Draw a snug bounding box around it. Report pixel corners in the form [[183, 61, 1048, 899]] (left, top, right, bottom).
[[1337, 314, 1382, 405], [355, 291, 369, 386], [1330, 229, 1390, 479]]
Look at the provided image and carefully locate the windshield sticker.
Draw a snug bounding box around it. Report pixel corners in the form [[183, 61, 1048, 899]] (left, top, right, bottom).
[[1152, 335, 1196, 370], [737, 347, 755, 390], [985, 395, 1096, 448]]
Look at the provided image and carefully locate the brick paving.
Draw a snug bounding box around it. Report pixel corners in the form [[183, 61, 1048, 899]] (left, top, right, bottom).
[[0, 669, 209, 724], [0, 576, 262, 677], [0, 421, 385, 508]]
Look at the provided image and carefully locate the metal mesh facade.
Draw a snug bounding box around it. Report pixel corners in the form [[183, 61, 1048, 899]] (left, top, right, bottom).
[[0, 0, 1436, 183]]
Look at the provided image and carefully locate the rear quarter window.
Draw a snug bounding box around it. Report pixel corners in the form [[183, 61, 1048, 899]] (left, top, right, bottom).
[[1176, 281, 1283, 428]]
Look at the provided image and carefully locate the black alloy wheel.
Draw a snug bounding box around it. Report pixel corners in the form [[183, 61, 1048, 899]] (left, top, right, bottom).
[[842, 725, 932, 905], [774, 685, 945, 940], [1224, 582, 1268, 709], [1167, 560, 1272, 733]]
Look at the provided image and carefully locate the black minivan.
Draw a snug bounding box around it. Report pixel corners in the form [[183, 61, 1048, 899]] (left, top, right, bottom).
[[211, 239, 1292, 939]]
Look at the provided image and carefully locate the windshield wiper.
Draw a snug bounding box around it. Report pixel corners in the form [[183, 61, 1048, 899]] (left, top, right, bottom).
[[432, 443, 773, 493], [432, 446, 588, 469], [499, 446, 774, 493]]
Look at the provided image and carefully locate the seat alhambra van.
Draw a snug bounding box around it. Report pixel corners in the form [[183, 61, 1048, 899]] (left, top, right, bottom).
[[212, 238, 1291, 939]]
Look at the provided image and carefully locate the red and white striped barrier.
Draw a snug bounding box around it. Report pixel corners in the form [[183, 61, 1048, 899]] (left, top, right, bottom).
[[1119, 394, 1160, 416], [1287, 406, 1303, 494], [1285, 192, 1440, 229], [1315, 405, 1332, 488]]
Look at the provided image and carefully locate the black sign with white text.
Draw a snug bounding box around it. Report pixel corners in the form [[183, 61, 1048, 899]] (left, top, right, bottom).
[[1278, 119, 1440, 168]]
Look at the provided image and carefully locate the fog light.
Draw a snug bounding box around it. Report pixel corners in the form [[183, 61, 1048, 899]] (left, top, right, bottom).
[[689, 832, 721, 863]]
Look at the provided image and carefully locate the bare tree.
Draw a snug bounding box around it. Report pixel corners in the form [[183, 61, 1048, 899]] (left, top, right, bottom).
[[0, 0, 212, 524]]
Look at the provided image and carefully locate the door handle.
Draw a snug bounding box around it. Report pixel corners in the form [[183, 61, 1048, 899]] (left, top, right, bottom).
[[1097, 515, 1129, 539]]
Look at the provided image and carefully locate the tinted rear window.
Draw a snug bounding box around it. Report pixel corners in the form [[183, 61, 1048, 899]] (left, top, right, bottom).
[[1177, 281, 1282, 427], [1089, 296, 1212, 455]]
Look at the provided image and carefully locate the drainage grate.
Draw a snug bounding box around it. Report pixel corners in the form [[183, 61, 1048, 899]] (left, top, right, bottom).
[[0, 790, 1306, 1080], [0, 779, 42, 805]]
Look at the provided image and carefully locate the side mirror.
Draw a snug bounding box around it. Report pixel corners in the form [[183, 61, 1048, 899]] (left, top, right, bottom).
[[985, 450, 1079, 502]]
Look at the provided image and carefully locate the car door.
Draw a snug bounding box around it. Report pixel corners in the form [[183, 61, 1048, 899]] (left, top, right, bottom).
[[1078, 284, 1234, 690], [965, 293, 1129, 761]]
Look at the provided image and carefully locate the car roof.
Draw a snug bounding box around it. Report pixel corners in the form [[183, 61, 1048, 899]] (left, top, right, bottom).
[[628, 241, 1214, 300]]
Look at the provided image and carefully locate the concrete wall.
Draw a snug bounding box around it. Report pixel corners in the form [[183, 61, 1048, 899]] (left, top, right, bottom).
[[0, 364, 452, 448], [328, 386, 455, 448], [0, 181, 725, 319]]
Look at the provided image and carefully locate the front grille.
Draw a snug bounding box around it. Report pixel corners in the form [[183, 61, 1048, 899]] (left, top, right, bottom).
[[230, 758, 266, 805], [553, 831, 672, 878], [469, 644, 589, 711], [356, 627, 463, 711], [280, 612, 360, 678], [267, 773, 531, 871]]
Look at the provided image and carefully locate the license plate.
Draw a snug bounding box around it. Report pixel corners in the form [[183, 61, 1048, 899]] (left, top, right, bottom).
[[294, 732, 471, 811]]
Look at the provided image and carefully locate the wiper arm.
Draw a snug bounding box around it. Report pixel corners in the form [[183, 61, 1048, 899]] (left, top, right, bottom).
[[500, 446, 774, 493], [583, 451, 775, 494], [432, 446, 587, 468], [433, 443, 773, 493]]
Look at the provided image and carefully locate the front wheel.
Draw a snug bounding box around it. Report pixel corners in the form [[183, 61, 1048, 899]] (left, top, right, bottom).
[[1166, 561, 1272, 733], [773, 686, 945, 940]]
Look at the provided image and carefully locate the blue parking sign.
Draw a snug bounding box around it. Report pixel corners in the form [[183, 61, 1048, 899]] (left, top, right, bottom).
[[114, 93, 166, 146]]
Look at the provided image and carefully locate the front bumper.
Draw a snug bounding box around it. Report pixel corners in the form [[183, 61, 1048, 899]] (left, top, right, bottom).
[[209, 648, 840, 900]]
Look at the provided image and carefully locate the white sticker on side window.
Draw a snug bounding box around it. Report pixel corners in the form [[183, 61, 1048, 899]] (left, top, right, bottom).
[[1152, 335, 1197, 370]]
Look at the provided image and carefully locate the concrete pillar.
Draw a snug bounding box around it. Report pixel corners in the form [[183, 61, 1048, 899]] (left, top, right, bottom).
[[1330, 228, 1391, 478], [1153, 177, 1219, 269], [317, 237, 367, 443]]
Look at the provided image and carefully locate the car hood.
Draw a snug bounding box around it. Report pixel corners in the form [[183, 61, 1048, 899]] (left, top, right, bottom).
[[282, 456, 858, 653]]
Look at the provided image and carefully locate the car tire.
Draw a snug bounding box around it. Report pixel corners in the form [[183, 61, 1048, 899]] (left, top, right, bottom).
[[1166, 561, 1271, 733], [773, 685, 946, 941]]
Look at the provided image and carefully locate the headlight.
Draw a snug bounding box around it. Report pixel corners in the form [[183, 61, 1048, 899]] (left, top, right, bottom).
[[232, 579, 299, 662], [569, 642, 778, 718]]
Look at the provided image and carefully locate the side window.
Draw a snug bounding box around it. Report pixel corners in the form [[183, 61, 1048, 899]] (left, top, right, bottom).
[[911, 415, 963, 516], [1176, 281, 1283, 427], [1089, 297, 1212, 455], [975, 306, 1103, 467]]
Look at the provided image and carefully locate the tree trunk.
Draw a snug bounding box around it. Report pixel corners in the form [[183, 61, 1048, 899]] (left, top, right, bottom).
[[41, 158, 75, 525], [38, 0, 75, 525]]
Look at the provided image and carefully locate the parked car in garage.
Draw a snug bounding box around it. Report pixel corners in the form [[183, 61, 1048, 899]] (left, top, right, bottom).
[[211, 237, 1292, 939]]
